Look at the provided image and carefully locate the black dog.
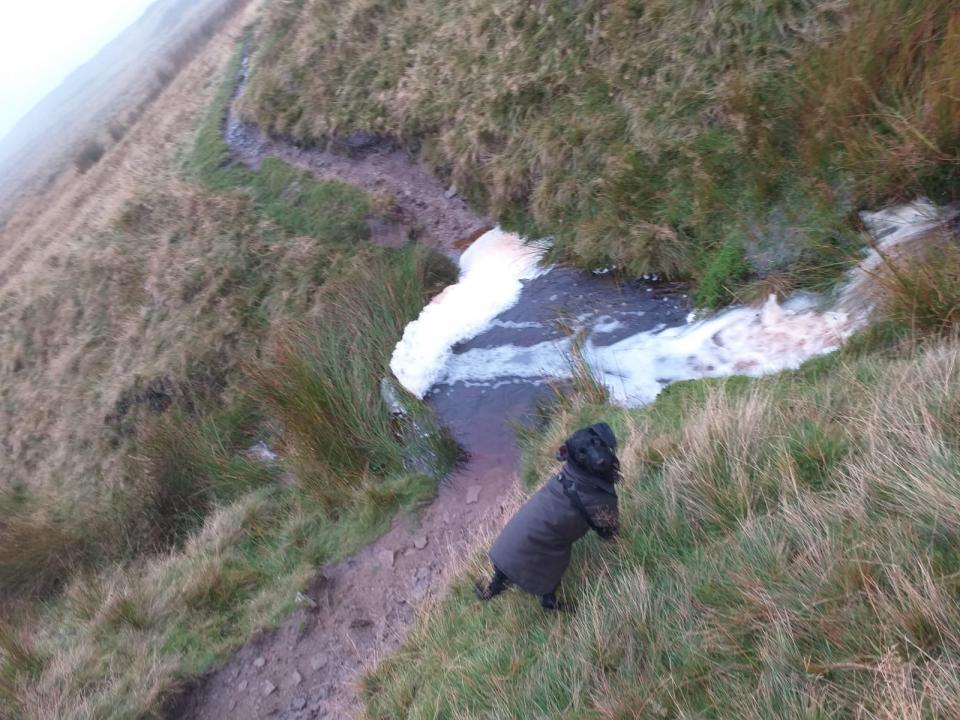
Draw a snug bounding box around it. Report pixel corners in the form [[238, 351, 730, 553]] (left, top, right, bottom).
[[475, 423, 620, 610]]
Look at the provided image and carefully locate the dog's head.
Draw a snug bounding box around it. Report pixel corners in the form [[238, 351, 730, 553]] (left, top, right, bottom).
[[556, 422, 620, 480]]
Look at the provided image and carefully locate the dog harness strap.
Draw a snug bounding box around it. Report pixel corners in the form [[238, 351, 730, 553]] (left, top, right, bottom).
[[557, 473, 605, 536]]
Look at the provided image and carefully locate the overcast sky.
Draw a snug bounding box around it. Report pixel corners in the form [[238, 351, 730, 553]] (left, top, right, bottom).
[[0, 0, 158, 143]]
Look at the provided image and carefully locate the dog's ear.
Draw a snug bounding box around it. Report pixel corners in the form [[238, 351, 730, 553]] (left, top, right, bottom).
[[555, 443, 568, 461], [590, 422, 617, 450]]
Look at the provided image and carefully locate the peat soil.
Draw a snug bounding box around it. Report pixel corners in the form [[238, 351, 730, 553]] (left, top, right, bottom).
[[170, 56, 689, 720], [224, 59, 492, 253]]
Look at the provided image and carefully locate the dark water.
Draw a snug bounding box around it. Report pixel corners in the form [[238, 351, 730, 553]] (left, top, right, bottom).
[[425, 268, 690, 464]]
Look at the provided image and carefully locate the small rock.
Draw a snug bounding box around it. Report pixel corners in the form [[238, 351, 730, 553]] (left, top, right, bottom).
[[466, 485, 481, 504], [238, 680, 248, 692], [309, 654, 328, 672], [263, 680, 277, 696], [294, 592, 318, 610], [413, 535, 428, 550], [253, 656, 266, 669], [445, 184, 458, 199], [378, 549, 395, 568], [246, 441, 278, 463], [287, 670, 303, 687], [290, 696, 308, 711]]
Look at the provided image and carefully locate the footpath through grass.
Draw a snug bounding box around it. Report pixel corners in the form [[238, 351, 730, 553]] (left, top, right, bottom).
[[0, 36, 458, 719]]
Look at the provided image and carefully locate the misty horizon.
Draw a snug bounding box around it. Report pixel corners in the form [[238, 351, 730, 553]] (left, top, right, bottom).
[[0, 0, 158, 145]]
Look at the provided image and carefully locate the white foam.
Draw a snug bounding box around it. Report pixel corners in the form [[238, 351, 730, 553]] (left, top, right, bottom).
[[392, 201, 952, 406], [592, 316, 624, 334], [389, 227, 549, 397], [437, 294, 847, 404], [489, 319, 543, 330]]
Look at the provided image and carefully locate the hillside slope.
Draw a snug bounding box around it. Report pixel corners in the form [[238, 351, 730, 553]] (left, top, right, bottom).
[[364, 326, 960, 718], [0, 2, 459, 716], [0, 0, 248, 221], [0, 0, 957, 718], [241, 0, 959, 303]]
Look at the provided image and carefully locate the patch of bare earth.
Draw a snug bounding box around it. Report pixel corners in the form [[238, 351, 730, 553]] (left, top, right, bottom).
[[224, 91, 492, 254]]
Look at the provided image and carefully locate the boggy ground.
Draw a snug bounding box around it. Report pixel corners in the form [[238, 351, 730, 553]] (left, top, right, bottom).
[[224, 60, 492, 255]]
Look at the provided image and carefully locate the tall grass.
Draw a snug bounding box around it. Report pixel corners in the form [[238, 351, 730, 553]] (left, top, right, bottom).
[[0, 28, 462, 716], [0, 513, 90, 600], [241, 0, 958, 298], [362, 336, 960, 718], [0, 621, 43, 716], [134, 402, 277, 545], [252, 246, 457, 508], [799, 0, 960, 202], [868, 227, 960, 337]]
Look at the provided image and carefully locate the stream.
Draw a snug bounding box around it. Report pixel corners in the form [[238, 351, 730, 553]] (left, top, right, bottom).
[[170, 46, 957, 720]]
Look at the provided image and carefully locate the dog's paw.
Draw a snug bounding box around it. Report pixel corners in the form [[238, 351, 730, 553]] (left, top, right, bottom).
[[540, 597, 575, 613], [473, 582, 493, 602]]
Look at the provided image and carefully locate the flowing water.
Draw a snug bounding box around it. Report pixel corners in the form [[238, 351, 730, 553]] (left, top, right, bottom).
[[171, 52, 959, 720], [394, 201, 955, 464]]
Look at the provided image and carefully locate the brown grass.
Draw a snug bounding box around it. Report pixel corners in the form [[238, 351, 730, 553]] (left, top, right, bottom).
[[871, 229, 960, 336], [0, 620, 43, 716], [800, 0, 960, 201]]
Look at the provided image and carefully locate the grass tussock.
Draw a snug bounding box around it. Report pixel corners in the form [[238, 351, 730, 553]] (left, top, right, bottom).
[[799, 0, 960, 203], [72, 140, 105, 174], [869, 227, 960, 337], [362, 334, 960, 718], [135, 402, 277, 544], [0, 513, 90, 600], [0, 621, 44, 716], [251, 246, 457, 508], [241, 0, 959, 300]]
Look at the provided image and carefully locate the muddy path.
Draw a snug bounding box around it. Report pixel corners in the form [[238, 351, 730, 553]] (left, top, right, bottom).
[[225, 59, 492, 254], [170, 56, 688, 720]]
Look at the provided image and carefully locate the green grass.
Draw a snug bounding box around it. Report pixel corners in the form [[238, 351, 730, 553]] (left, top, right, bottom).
[[181, 37, 246, 187], [240, 0, 960, 301], [0, 35, 461, 717], [692, 240, 751, 308], [184, 36, 372, 243], [245, 158, 370, 241], [362, 330, 960, 718], [251, 245, 459, 510]]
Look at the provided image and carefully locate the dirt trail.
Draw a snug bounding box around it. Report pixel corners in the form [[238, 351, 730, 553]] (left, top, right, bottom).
[[225, 57, 492, 254], [173, 458, 518, 720], [170, 62, 517, 720]]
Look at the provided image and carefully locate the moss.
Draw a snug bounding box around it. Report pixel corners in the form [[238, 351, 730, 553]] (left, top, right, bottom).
[[693, 241, 752, 308]]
